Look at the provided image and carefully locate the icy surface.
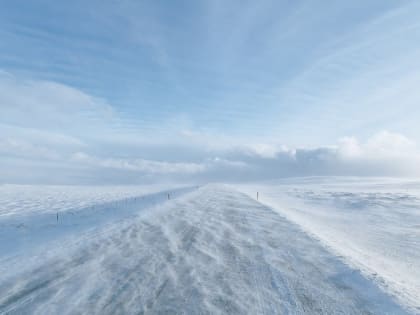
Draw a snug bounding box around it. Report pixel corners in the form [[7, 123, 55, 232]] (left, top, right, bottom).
[[235, 177, 420, 313], [0, 184, 408, 314]]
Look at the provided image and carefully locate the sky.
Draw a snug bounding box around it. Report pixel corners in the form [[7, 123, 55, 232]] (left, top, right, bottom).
[[1, 0, 420, 184]]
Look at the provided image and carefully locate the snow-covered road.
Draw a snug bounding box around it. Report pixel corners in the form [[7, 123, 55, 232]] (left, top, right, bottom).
[[0, 185, 408, 314]]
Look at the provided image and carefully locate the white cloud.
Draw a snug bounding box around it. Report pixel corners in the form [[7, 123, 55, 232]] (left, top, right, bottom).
[[365, 131, 417, 157], [1, 71, 420, 184], [338, 137, 363, 159], [2, 129, 420, 184], [0, 71, 115, 135], [0, 137, 61, 160], [338, 131, 419, 160], [70, 152, 206, 174]]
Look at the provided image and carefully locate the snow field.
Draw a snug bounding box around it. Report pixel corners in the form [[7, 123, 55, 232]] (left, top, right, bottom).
[[0, 184, 409, 314], [235, 177, 420, 313]]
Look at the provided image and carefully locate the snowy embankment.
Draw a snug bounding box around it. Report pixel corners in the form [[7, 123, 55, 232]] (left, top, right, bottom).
[[0, 184, 193, 263], [0, 184, 409, 314], [235, 177, 420, 314], [0, 184, 189, 218]]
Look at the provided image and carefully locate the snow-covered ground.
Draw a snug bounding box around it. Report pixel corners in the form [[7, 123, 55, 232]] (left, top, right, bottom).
[[235, 177, 420, 313], [0, 184, 187, 218], [0, 183, 410, 314], [0, 184, 193, 260]]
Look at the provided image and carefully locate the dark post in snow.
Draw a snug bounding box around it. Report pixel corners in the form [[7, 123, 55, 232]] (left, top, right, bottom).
[[56, 212, 58, 223], [257, 192, 259, 201], [168, 193, 170, 200]]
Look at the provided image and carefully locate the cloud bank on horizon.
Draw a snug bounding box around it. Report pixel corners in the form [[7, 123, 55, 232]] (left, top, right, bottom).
[[1, 0, 420, 184]]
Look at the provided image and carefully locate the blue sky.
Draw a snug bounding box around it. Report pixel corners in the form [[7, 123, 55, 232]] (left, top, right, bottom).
[[1, 0, 420, 183]]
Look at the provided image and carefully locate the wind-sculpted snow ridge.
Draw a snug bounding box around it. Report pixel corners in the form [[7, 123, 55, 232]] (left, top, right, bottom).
[[0, 185, 408, 314], [235, 177, 420, 314]]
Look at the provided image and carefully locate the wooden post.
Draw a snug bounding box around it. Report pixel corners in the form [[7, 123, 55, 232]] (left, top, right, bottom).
[[257, 192, 259, 201], [56, 212, 58, 223], [168, 193, 170, 200]]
